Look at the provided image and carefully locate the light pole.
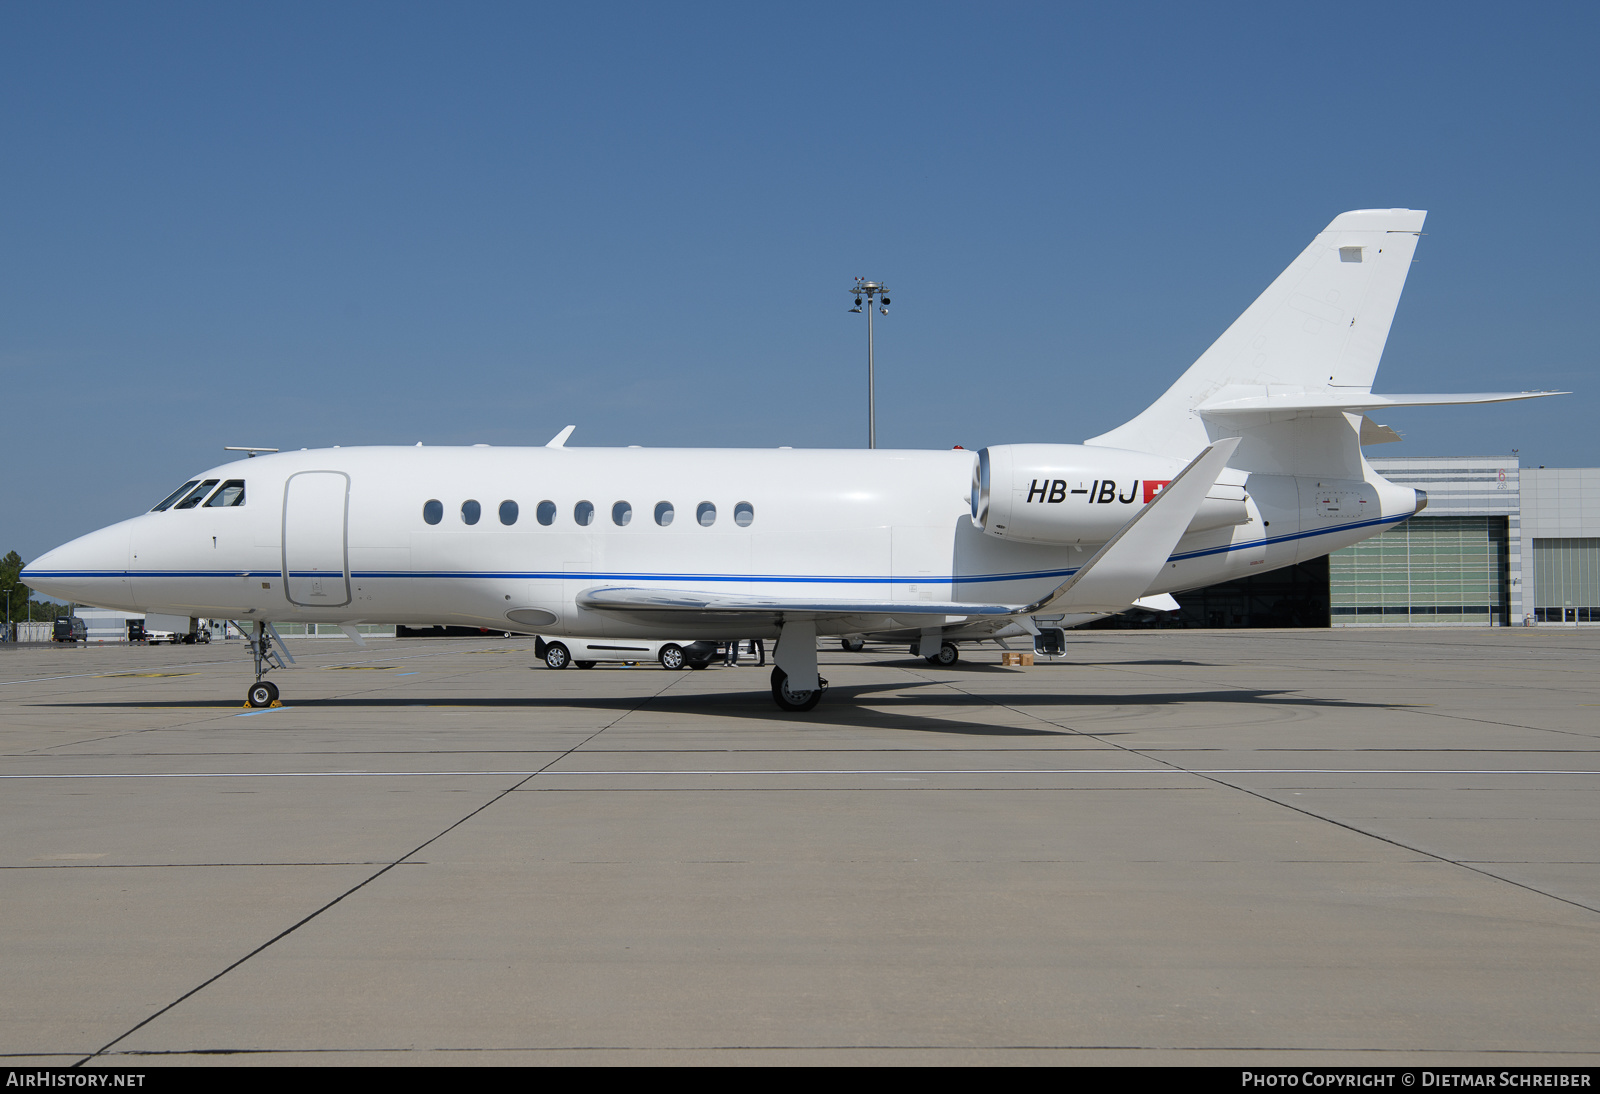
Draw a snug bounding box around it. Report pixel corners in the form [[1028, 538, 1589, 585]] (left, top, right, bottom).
[[849, 278, 891, 448]]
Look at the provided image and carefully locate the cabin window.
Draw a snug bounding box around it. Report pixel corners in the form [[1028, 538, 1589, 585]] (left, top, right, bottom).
[[172, 480, 220, 510], [461, 500, 481, 525], [575, 500, 595, 526], [204, 480, 246, 507], [423, 500, 443, 525], [734, 501, 755, 527], [499, 500, 518, 526], [612, 501, 632, 526], [654, 501, 674, 527], [536, 500, 556, 526], [151, 481, 200, 512], [697, 502, 716, 527]]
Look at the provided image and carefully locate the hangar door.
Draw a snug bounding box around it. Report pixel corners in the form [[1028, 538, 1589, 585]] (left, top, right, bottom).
[[283, 471, 351, 607]]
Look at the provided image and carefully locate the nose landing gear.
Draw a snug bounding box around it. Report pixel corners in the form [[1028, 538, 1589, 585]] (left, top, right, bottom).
[[242, 620, 293, 708], [247, 680, 280, 708]]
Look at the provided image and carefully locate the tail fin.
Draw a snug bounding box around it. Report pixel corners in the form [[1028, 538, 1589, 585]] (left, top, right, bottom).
[[1088, 209, 1426, 459]]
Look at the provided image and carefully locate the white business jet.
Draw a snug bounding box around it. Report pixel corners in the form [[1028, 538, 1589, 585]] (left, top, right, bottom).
[[24, 210, 1557, 711]]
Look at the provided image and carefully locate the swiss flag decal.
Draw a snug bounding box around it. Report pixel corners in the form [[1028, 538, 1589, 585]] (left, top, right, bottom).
[[1144, 480, 1171, 503]]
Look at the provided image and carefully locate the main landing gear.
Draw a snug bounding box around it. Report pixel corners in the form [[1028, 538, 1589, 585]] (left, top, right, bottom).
[[770, 666, 827, 712]]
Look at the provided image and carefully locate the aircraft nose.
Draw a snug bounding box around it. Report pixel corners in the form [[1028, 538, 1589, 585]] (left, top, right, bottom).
[[21, 523, 134, 603]]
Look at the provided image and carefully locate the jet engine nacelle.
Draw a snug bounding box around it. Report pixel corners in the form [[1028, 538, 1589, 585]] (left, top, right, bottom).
[[971, 443, 1250, 546]]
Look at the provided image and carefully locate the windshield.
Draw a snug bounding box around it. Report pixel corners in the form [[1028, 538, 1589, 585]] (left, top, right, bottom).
[[150, 481, 200, 512]]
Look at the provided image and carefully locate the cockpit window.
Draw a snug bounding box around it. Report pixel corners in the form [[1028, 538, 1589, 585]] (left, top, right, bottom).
[[172, 480, 220, 510], [204, 480, 246, 507], [151, 481, 200, 512]]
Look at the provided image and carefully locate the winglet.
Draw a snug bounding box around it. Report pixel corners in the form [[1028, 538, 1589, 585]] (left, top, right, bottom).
[[1026, 437, 1241, 615], [546, 425, 576, 448]]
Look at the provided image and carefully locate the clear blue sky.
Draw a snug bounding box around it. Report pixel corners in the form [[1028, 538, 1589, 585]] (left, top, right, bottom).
[[4, 2, 1595, 561]]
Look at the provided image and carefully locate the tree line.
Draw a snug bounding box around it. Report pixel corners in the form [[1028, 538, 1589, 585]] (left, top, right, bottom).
[[0, 551, 70, 622]]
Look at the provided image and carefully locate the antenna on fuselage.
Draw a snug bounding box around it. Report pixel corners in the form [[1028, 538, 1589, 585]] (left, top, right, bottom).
[[546, 425, 576, 448], [223, 447, 280, 458]]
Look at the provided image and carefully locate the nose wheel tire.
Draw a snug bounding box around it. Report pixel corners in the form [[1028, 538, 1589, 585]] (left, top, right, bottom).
[[246, 681, 279, 708], [544, 643, 571, 669], [770, 666, 825, 712]]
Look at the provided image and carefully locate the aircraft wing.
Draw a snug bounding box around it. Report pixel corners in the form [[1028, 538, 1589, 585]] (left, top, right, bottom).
[[576, 587, 1018, 631]]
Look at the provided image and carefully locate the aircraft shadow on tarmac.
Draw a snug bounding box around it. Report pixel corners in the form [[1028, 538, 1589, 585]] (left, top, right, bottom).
[[48, 679, 1407, 738]]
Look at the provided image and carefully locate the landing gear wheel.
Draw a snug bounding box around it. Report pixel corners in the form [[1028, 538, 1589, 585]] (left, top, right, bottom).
[[926, 641, 959, 666], [544, 643, 571, 669], [659, 644, 686, 670], [770, 666, 825, 712], [247, 681, 279, 708], [840, 637, 865, 652], [575, 660, 595, 669]]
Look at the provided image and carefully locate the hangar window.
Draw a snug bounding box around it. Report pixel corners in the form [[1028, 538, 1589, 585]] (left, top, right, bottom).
[[575, 500, 595, 526], [654, 501, 674, 527], [536, 500, 556, 526], [734, 501, 755, 527], [499, 500, 519, 526], [612, 501, 633, 526], [461, 500, 481, 525], [151, 481, 200, 512], [205, 480, 246, 507], [423, 500, 443, 525], [697, 502, 716, 527], [172, 480, 220, 510]]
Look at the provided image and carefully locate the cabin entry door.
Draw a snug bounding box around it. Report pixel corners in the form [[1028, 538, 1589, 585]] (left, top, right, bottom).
[[283, 471, 352, 607]]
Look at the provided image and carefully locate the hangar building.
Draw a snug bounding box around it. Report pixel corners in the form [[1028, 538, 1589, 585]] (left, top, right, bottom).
[[1106, 457, 1600, 629]]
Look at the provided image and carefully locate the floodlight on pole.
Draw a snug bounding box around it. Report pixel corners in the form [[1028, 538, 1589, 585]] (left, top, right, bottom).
[[849, 278, 891, 448]]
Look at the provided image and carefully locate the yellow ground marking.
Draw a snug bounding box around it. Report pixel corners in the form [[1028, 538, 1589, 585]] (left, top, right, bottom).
[[98, 672, 197, 679]]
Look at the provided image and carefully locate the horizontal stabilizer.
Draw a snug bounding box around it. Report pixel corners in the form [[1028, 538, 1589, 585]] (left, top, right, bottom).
[[1198, 390, 1563, 419]]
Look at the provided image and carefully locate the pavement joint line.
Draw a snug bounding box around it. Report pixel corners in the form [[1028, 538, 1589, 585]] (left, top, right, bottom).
[[72, 664, 689, 1068], [0, 637, 521, 688], [41, 1042, 1600, 1059], [918, 669, 1600, 920], [5, 768, 1600, 779]]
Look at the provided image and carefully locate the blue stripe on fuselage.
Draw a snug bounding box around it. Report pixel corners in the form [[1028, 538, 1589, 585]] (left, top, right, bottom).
[[22, 510, 1417, 587]]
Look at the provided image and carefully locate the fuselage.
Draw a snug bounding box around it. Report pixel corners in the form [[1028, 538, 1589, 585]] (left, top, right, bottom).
[[24, 443, 1421, 640]]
